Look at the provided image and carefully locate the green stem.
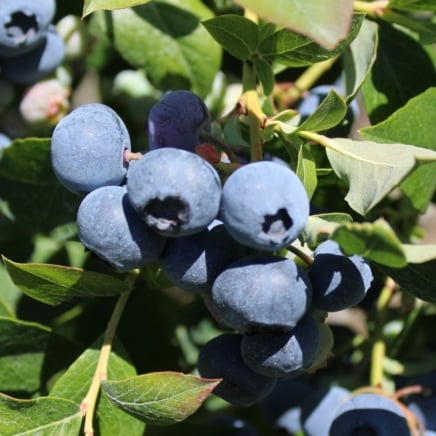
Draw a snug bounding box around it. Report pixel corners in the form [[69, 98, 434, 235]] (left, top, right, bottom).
[[354, 0, 389, 16], [370, 277, 396, 387], [277, 57, 339, 108], [242, 61, 265, 162], [81, 270, 139, 435]]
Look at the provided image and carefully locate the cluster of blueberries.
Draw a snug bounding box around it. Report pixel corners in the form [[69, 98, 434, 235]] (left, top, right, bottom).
[[50, 90, 387, 434], [0, 0, 64, 84]]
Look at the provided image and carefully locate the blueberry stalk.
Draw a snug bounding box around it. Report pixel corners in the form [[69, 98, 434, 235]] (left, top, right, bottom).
[[81, 269, 139, 435], [369, 277, 396, 388], [242, 60, 265, 162]]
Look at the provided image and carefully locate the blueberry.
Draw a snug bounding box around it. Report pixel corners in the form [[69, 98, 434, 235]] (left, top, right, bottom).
[[126, 147, 221, 236], [160, 223, 246, 294], [329, 392, 410, 435], [220, 161, 309, 251], [51, 103, 131, 195], [147, 90, 211, 152], [210, 255, 312, 333], [301, 386, 350, 436], [308, 240, 373, 312], [197, 333, 277, 407], [0, 0, 56, 57], [77, 185, 165, 272], [241, 315, 320, 379], [0, 25, 64, 85]]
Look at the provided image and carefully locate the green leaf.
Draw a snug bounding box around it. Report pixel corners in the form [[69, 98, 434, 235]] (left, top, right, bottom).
[[361, 88, 436, 212], [253, 57, 275, 95], [102, 371, 220, 426], [342, 18, 379, 101], [380, 261, 436, 303], [231, 0, 354, 49], [297, 89, 348, 132], [388, 0, 436, 11], [50, 337, 145, 435], [96, 0, 221, 97], [83, 0, 150, 17], [0, 317, 82, 395], [0, 138, 80, 232], [361, 22, 436, 124], [324, 138, 436, 216], [332, 219, 407, 268], [260, 14, 364, 67], [0, 393, 82, 435], [202, 15, 258, 60], [2, 256, 132, 305], [296, 143, 317, 199], [0, 300, 13, 317]]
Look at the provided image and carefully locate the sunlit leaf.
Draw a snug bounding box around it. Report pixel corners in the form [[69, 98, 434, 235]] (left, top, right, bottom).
[[102, 371, 220, 426]]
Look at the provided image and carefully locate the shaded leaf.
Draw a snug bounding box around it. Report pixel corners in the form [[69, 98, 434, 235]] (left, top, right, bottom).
[[0, 317, 82, 395], [361, 87, 436, 212], [332, 219, 407, 267], [0, 393, 82, 435], [388, 0, 436, 11], [325, 138, 436, 215], [51, 337, 145, 436], [2, 256, 132, 305], [0, 139, 80, 232], [202, 14, 258, 60], [253, 57, 275, 95], [260, 14, 364, 67], [96, 0, 221, 97], [231, 0, 354, 49], [379, 261, 436, 303], [83, 0, 150, 17], [102, 371, 220, 426], [361, 22, 436, 124]]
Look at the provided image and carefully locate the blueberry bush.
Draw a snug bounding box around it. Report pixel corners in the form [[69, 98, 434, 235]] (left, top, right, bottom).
[[1, 0, 436, 435]]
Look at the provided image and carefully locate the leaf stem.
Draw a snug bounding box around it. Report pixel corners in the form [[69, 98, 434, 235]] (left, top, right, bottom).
[[81, 270, 138, 435], [354, 0, 389, 17], [242, 60, 265, 162], [370, 277, 396, 387]]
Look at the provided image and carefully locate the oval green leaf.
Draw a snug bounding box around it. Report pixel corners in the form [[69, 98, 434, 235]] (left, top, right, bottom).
[[2, 256, 132, 305], [297, 89, 348, 132], [96, 0, 221, 97], [0, 393, 82, 436], [101, 371, 220, 426], [202, 14, 259, 60]]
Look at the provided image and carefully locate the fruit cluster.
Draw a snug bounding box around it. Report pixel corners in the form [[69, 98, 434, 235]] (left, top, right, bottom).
[[50, 90, 374, 413], [0, 0, 64, 84]]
